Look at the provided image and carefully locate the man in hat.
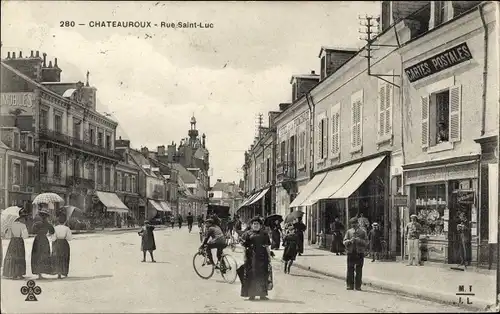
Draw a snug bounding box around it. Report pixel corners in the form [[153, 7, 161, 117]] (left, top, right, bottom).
[[368, 222, 383, 262], [200, 218, 226, 267], [343, 217, 369, 291], [405, 214, 422, 266]]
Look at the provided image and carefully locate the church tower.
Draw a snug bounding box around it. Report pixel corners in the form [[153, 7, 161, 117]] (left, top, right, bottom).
[[188, 115, 199, 148]]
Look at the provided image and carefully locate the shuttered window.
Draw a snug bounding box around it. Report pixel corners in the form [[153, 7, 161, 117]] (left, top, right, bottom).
[[449, 85, 461, 142], [421, 96, 429, 148], [330, 104, 341, 158], [299, 130, 306, 168], [351, 90, 363, 151], [322, 117, 328, 159], [378, 72, 393, 141]]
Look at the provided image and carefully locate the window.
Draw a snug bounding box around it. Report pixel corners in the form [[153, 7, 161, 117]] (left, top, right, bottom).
[[90, 128, 95, 144], [73, 119, 81, 139], [97, 165, 103, 184], [415, 184, 446, 237], [351, 90, 363, 151], [330, 105, 341, 158], [106, 135, 111, 150], [27, 136, 33, 152], [98, 132, 103, 147], [266, 158, 270, 183], [104, 167, 111, 187], [73, 159, 80, 177], [378, 78, 393, 141], [54, 114, 62, 133], [298, 131, 306, 168], [26, 164, 34, 185], [434, 1, 449, 27], [131, 176, 136, 193], [13, 162, 21, 185], [54, 155, 61, 177], [122, 174, 127, 191], [321, 56, 326, 80], [13, 132, 20, 150], [40, 151, 48, 174], [117, 173, 122, 191], [280, 141, 286, 163], [421, 85, 461, 149], [289, 135, 295, 163], [40, 109, 48, 130], [88, 163, 95, 181], [127, 176, 131, 192], [318, 117, 328, 160], [0, 157, 3, 186]]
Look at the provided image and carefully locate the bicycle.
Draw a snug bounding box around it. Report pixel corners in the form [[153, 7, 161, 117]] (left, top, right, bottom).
[[199, 225, 205, 243], [192, 245, 238, 284]]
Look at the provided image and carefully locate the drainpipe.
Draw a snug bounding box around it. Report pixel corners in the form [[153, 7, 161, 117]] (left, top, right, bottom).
[[494, 0, 500, 309], [479, 3, 489, 136]]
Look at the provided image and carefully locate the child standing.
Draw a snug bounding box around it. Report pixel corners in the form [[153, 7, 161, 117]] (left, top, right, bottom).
[[282, 223, 298, 274], [139, 221, 156, 262]]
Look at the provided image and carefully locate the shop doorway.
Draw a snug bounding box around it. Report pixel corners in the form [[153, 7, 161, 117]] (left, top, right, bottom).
[[448, 189, 473, 265]]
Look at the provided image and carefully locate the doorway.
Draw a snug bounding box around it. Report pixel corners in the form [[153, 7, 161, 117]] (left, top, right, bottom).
[[448, 188, 473, 264]]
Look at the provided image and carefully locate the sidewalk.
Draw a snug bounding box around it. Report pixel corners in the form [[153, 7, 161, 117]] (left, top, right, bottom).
[[272, 246, 496, 311], [24, 224, 169, 237]]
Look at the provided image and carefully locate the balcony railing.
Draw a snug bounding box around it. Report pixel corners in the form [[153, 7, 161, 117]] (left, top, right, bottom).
[[276, 161, 296, 182], [38, 128, 122, 160], [67, 175, 95, 190], [40, 174, 66, 186], [10, 184, 36, 193]]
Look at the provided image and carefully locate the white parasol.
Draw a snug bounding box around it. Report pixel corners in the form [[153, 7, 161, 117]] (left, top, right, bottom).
[[1, 206, 22, 236], [61, 205, 84, 223], [32, 193, 65, 205]]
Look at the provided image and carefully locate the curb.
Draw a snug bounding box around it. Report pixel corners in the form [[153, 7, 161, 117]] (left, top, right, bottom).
[[291, 261, 493, 312]]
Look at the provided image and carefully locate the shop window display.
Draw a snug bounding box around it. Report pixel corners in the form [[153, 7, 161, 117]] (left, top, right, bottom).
[[415, 184, 446, 237]]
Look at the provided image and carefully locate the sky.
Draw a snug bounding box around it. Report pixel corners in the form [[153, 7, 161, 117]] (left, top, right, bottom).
[[1, 0, 379, 183]]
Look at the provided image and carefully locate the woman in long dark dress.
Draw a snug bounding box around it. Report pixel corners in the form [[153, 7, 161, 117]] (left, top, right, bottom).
[[282, 223, 298, 274], [139, 220, 156, 262], [52, 214, 73, 279], [31, 209, 55, 279], [293, 217, 306, 256], [330, 217, 345, 255], [270, 220, 282, 250], [240, 217, 272, 301], [2, 212, 29, 279]]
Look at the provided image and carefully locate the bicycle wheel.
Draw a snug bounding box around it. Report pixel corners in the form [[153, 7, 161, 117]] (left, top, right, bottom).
[[220, 254, 238, 284], [193, 252, 215, 280]]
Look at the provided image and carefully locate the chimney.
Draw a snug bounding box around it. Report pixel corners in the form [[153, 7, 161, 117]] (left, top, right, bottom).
[[311, 70, 315, 75], [7, 52, 10, 59], [157, 145, 166, 156], [167, 143, 176, 162], [279, 103, 291, 111], [202, 133, 206, 148], [217, 179, 222, 183], [141, 146, 149, 157], [3, 50, 43, 81], [42, 53, 46, 67], [19, 51, 22, 58], [35, 51, 40, 58], [318, 47, 358, 81], [41, 56, 62, 82], [48, 60, 53, 68], [30, 50, 34, 58], [12, 52, 16, 59], [54, 58, 58, 68]]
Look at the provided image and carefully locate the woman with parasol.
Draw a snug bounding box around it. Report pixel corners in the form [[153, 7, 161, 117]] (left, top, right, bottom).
[[31, 208, 55, 279], [2, 209, 29, 280], [51, 212, 73, 279]]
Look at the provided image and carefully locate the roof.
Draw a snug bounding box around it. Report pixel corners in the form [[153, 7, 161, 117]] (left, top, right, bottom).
[[318, 46, 358, 57], [0, 140, 9, 150], [171, 163, 197, 184], [290, 74, 320, 84], [62, 88, 76, 98], [212, 182, 232, 192]]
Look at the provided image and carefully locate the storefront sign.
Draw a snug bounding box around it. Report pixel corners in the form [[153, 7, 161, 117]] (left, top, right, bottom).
[[404, 42, 472, 83], [0, 92, 34, 115], [456, 191, 475, 204], [392, 194, 408, 207]]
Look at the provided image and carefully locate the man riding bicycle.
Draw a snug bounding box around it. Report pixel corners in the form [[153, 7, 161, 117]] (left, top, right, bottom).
[[199, 218, 226, 268], [186, 212, 194, 232]]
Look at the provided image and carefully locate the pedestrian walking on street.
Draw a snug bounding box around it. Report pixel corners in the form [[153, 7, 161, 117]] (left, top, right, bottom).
[[330, 217, 345, 255], [2, 210, 29, 280], [357, 212, 370, 232], [170, 215, 175, 229], [177, 214, 183, 229], [368, 222, 382, 262], [405, 214, 422, 266], [343, 217, 369, 291], [293, 217, 306, 256], [282, 223, 298, 274], [139, 220, 156, 262], [31, 208, 55, 279], [187, 212, 194, 233], [270, 220, 282, 250], [51, 214, 73, 279], [239, 216, 273, 301]]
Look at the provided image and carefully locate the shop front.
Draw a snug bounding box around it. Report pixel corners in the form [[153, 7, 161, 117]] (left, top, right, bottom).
[[93, 191, 130, 227], [403, 155, 480, 264], [8, 191, 34, 212]]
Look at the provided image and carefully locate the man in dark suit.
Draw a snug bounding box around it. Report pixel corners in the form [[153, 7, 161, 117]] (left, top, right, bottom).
[[343, 217, 369, 291]]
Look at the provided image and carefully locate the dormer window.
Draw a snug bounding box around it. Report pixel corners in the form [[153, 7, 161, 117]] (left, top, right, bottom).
[[320, 56, 326, 80], [433, 1, 451, 28], [292, 82, 297, 102]]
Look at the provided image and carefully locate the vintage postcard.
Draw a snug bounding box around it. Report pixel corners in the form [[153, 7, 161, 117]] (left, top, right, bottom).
[[1, 1, 499, 313]]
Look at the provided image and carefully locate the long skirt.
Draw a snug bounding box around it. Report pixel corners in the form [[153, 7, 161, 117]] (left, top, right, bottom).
[[2, 238, 26, 278], [241, 249, 269, 298], [330, 232, 345, 253], [297, 232, 304, 254], [31, 234, 53, 275], [141, 234, 156, 251], [52, 239, 70, 276], [271, 230, 280, 249], [282, 242, 298, 262]]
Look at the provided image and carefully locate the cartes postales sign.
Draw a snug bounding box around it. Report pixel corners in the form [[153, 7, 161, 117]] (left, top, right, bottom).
[[404, 42, 473, 83]]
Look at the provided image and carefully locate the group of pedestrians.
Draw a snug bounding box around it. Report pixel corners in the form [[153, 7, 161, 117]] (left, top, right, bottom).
[[2, 208, 73, 280]]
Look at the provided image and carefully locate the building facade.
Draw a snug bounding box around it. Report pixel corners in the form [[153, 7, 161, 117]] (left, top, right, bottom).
[[399, 0, 497, 265], [210, 179, 244, 216], [114, 155, 140, 223], [1, 53, 128, 220], [239, 119, 276, 223]]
